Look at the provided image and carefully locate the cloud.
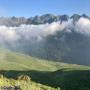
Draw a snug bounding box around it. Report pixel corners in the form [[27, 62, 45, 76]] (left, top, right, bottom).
[[0, 22, 67, 43], [0, 26, 19, 42], [0, 17, 90, 65], [0, 17, 90, 39], [75, 17, 90, 35], [0, 17, 90, 45]]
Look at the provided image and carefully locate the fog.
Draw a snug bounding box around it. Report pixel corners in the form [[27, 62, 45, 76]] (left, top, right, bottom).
[[0, 17, 90, 65]]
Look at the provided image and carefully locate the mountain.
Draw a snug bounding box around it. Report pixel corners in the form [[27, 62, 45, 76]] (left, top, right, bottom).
[[0, 14, 90, 90], [0, 14, 89, 26], [0, 14, 90, 66], [0, 50, 90, 90], [71, 14, 81, 22]]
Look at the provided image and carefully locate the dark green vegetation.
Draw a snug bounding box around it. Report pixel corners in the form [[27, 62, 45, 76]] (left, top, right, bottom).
[[0, 75, 59, 90], [0, 50, 90, 90]]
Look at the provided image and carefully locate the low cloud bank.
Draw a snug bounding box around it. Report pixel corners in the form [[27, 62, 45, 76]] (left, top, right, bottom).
[[0, 17, 90, 43], [0, 17, 90, 65]]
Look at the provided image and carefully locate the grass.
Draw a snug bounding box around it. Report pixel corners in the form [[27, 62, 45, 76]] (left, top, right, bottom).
[[0, 50, 90, 90], [0, 75, 60, 90], [0, 50, 89, 71]]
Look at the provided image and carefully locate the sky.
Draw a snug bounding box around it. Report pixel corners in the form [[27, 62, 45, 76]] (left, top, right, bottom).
[[0, 0, 90, 17]]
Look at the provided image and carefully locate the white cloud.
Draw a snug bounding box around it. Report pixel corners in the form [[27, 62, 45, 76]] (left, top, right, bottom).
[[0, 17, 90, 45], [75, 17, 90, 35]]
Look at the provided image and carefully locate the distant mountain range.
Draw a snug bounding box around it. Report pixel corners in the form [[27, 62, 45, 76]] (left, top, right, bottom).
[[0, 14, 89, 26], [0, 14, 90, 66]]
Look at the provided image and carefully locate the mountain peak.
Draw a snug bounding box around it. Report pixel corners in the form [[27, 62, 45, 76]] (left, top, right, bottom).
[[0, 14, 89, 26]]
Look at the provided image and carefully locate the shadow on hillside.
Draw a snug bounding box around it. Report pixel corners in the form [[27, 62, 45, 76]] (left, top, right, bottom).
[[0, 69, 90, 90]]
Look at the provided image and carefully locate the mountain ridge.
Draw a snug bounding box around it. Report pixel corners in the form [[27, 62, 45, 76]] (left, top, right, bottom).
[[0, 14, 89, 26]]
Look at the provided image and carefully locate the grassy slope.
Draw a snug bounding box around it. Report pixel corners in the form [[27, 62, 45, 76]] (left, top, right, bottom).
[[0, 50, 90, 71], [0, 76, 59, 90], [0, 50, 90, 90]]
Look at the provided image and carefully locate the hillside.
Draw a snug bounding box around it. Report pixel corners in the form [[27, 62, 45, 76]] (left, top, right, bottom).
[[0, 75, 59, 90], [0, 50, 90, 71], [0, 50, 90, 90]]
